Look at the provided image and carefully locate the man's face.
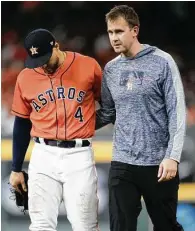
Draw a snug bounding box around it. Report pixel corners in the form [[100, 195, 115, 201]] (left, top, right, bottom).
[[107, 16, 138, 55], [41, 49, 59, 74]]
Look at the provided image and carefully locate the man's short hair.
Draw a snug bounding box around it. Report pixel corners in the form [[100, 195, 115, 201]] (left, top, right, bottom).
[[106, 5, 140, 28]]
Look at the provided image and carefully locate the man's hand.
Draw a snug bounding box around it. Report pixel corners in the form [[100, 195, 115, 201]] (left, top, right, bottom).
[[158, 159, 178, 182], [9, 171, 27, 194]]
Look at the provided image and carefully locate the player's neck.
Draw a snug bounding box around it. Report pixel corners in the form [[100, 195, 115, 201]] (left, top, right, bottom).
[[57, 51, 65, 67], [122, 40, 143, 58]]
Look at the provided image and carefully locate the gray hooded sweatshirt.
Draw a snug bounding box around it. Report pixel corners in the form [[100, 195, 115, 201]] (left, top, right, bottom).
[[96, 44, 186, 165]]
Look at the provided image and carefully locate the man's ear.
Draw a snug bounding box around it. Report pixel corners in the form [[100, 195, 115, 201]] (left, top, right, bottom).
[[132, 26, 139, 37]]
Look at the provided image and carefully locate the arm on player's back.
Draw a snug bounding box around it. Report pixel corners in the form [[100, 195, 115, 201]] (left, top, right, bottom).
[[92, 59, 102, 102], [95, 66, 116, 130]]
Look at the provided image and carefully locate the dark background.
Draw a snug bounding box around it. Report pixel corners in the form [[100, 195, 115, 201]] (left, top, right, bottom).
[[1, 2, 195, 231]]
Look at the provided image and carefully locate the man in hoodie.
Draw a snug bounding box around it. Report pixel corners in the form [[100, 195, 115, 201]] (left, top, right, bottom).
[[96, 5, 186, 231]]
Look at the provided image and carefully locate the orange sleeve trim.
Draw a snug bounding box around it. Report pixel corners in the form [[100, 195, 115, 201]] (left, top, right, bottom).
[[11, 110, 30, 119]]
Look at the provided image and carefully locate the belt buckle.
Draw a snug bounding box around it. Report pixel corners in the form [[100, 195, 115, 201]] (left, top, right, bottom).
[[57, 140, 62, 147]]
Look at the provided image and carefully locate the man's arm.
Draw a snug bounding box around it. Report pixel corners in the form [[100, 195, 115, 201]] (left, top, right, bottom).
[[163, 59, 186, 163], [158, 57, 186, 182], [9, 116, 32, 193], [96, 69, 116, 130], [10, 72, 33, 192], [12, 116, 32, 172]]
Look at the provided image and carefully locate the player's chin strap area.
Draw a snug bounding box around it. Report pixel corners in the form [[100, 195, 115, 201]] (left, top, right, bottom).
[[33, 137, 92, 148]]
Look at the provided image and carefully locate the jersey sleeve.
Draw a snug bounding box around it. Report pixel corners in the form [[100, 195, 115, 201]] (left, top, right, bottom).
[[93, 60, 102, 101], [11, 76, 31, 119]]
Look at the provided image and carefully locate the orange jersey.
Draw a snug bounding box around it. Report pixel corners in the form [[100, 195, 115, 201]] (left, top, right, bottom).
[[11, 52, 102, 140]]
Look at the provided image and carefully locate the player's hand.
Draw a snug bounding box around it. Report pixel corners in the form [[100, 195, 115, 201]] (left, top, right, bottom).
[[9, 171, 27, 194], [157, 159, 178, 182]]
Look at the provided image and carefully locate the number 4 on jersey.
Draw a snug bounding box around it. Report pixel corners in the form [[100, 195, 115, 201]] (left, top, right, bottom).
[[74, 106, 84, 122]]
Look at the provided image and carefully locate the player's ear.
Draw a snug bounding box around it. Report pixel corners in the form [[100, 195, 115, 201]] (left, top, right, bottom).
[[54, 42, 59, 49]]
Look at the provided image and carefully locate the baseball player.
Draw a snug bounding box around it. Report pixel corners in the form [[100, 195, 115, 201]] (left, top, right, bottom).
[[96, 5, 186, 231], [9, 28, 102, 231]]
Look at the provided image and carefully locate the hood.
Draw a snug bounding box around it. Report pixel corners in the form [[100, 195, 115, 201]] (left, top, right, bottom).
[[120, 44, 156, 60]]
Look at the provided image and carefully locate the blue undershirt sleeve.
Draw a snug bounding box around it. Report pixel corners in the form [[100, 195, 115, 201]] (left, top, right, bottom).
[[12, 116, 32, 172]]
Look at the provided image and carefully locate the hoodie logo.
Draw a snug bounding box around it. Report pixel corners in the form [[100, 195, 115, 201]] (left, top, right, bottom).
[[120, 71, 144, 90], [127, 79, 133, 90]]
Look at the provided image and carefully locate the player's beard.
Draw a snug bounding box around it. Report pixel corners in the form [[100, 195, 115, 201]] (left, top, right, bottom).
[[43, 57, 60, 74]]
